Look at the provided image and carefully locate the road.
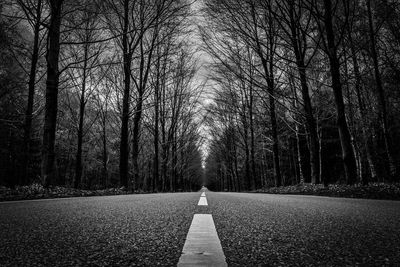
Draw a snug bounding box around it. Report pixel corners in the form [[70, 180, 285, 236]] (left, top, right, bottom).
[[1, 192, 399, 266]]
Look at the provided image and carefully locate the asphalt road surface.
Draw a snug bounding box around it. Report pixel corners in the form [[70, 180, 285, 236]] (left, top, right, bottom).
[[1, 192, 399, 266]]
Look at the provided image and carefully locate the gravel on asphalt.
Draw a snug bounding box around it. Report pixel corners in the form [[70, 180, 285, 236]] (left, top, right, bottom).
[[0, 193, 199, 266], [2, 191, 400, 266], [207, 192, 400, 267]]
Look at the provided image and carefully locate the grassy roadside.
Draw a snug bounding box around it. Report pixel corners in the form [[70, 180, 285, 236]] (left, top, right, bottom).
[[2, 183, 400, 202], [253, 183, 400, 200], [0, 183, 130, 202]]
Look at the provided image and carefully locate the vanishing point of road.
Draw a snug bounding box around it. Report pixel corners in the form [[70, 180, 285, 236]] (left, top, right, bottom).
[[1, 191, 399, 266]]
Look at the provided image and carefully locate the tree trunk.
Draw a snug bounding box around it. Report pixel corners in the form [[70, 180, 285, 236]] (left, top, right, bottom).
[[348, 27, 377, 183], [233, 130, 240, 191], [22, 0, 42, 185], [296, 61, 319, 184], [259, 56, 282, 187], [74, 43, 88, 189], [132, 29, 157, 191], [153, 71, 160, 192], [289, 73, 306, 184], [161, 146, 167, 191], [319, 126, 326, 186], [161, 129, 167, 192], [323, 0, 357, 184], [131, 95, 142, 190], [269, 87, 282, 187], [252, 3, 282, 187], [161, 111, 168, 191], [249, 85, 257, 190], [344, 51, 361, 183], [74, 95, 84, 188], [288, 2, 320, 184], [41, 0, 63, 187], [172, 138, 178, 191], [242, 112, 251, 190], [291, 137, 299, 184], [367, 0, 397, 179], [296, 124, 305, 184], [102, 117, 108, 188], [119, 0, 131, 188]]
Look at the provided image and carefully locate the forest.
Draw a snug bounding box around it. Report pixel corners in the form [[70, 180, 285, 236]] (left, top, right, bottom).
[[202, 0, 400, 191], [1, 0, 204, 191], [1, 0, 400, 193]]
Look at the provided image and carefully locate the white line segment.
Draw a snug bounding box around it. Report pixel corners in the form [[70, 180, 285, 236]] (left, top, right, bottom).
[[198, 196, 208, 206], [177, 214, 227, 266]]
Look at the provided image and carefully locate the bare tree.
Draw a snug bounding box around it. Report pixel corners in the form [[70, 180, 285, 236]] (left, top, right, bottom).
[[272, 0, 320, 184], [19, 0, 45, 185], [366, 0, 397, 179], [308, 0, 357, 184], [41, 0, 64, 187]]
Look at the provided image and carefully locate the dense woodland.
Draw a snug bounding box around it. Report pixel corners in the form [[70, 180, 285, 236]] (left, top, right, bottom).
[[0, 0, 204, 191], [203, 0, 400, 191], [1, 0, 400, 192]]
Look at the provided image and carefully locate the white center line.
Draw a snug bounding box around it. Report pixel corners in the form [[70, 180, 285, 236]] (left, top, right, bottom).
[[177, 214, 227, 266], [198, 196, 208, 206]]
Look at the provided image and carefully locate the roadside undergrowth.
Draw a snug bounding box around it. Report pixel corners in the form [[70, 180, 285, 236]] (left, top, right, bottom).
[[254, 183, 400, 200], [0, 183, 129, 202]]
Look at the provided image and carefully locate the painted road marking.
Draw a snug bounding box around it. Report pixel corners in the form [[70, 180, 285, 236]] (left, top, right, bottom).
[[201, 192, 206, 197], [177, 214, 227, 266], [198, 196, 208, 206]]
